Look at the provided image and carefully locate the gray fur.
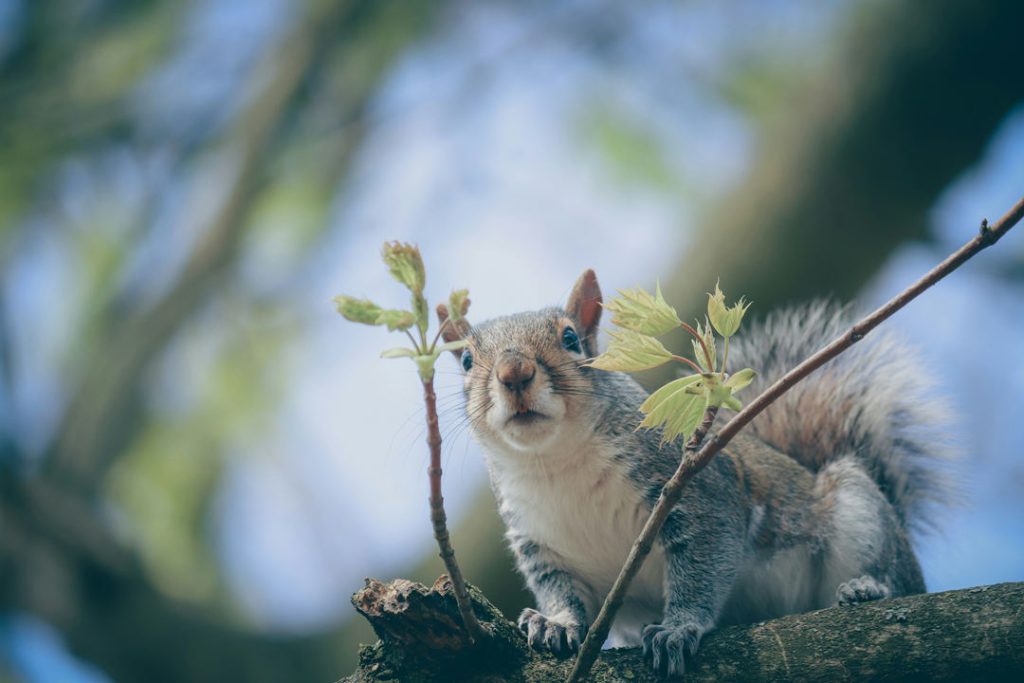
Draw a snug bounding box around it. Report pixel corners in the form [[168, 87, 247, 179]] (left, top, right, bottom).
[[457, 292, 949, 679], [727, 301, 953, 533]]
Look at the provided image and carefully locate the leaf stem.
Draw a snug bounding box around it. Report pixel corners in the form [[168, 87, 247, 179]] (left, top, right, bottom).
[[722, 335, 730, 374], [566, 195, 1024, 682], [429, 316, 452, 354], [670, 354, 704, 374], [405, 329, 421, 353], [679, 321, 714, 370]]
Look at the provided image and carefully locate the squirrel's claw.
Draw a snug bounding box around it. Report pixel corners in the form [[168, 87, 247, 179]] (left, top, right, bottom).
[[517, 608, 586, 656], [642, 622, 703, 678]]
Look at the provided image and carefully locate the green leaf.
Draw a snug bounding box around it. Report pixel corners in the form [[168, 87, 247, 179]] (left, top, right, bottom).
[[381, 241, 426, 294], [604, 282, 682, 336], [691, 319, 717, 371], [375, 309, 416, 332], [637, 375, 706, 444], [412, 293, 429, 336], [707, 281, 751, 338], [333, 295, 383, 325], [380, 347, 417, 359], [587, 329, 673, 372], [448, 289, 471, 322], [436, 339, 468, 354], [725, 368, 757, 392]]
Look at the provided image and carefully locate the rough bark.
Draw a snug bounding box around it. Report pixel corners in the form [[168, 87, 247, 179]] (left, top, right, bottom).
[[344, 578, 1024, 682]]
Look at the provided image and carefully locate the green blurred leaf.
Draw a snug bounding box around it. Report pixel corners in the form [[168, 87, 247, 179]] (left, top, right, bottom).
[[380, 347, 417, 359], [448, 289, 470, 322], [376, 308, 416, 332], [588, 329, 673, 372], [581, 102, 682, 192], [381, 241, 426, 293], [436, 339, 468, 353], [412, 293, 429, 336], [604, 282, 681, 336], [334, 295, 383, 325]]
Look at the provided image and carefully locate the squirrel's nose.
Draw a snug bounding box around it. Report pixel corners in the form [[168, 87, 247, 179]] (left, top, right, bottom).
[[496, 356, 536, 393]]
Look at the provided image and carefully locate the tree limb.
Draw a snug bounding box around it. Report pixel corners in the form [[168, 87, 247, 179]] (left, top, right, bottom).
[[344, 578, 1024, 682]]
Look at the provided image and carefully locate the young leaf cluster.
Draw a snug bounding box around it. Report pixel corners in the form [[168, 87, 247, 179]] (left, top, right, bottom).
[[587, 280, 755, 444], [333, 241, 469, 381]]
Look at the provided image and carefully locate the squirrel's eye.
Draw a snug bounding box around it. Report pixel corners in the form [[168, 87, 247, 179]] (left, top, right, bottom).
[[562, 327, 581, 353], [461, 349, 473, 372]]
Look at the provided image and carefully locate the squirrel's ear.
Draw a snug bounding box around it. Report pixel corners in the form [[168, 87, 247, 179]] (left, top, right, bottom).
[[436, 303, 471, 359], [566, 268, 602, 355]]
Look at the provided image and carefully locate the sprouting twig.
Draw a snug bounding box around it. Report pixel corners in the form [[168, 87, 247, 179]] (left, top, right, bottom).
[[567, 196, 1024, 682], [423, 376, 485, 643]]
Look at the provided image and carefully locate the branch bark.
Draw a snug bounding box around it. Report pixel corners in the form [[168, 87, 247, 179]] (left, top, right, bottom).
[[345, 578, 1024, 682]]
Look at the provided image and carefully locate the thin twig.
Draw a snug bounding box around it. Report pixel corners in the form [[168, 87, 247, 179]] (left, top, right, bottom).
[[567, 196, 1024, 682], [422, 377, 485, 643]]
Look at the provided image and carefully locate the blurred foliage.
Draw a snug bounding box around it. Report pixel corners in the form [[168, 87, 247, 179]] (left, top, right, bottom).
[[579, 101, 683, 193], [1, 0, 445, 680], [0, 0, 1022, 682]]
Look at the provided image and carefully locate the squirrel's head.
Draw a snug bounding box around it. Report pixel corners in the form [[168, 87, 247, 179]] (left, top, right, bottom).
[[437, 269, 603, 454]]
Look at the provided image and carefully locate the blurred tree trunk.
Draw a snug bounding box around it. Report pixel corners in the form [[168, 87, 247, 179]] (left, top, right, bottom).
[[662, 0, 1024, 326]]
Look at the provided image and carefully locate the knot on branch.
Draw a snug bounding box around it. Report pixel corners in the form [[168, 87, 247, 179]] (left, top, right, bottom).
[[350, 576, 526, 681]]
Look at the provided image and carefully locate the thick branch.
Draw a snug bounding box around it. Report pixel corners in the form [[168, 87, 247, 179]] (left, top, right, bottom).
[[345, 579, 1024, 682]]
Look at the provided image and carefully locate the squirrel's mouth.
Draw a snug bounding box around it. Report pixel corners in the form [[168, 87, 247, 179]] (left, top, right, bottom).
[[506, 410, 549, 426]]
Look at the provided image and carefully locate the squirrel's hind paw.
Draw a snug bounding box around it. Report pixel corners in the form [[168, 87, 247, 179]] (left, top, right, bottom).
[[642, 622, 704, 679], [517, 608, 586, 656], [836, 575, 891, 606]]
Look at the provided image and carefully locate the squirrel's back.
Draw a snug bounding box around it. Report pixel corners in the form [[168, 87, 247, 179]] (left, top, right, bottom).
[[727, 301, 952, 534]]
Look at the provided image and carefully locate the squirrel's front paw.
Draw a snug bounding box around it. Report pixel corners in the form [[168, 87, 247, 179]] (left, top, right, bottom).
[[642, 622, 704, 678], [517, 608, 586, 655]]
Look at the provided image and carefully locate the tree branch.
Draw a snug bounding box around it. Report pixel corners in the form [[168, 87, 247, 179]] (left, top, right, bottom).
[[567, 195, 1024, 681], [345, 579, 1024, 682]]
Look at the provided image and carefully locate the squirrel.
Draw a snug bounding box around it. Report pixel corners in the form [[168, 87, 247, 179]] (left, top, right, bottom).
[[436, 269, 949, 678]]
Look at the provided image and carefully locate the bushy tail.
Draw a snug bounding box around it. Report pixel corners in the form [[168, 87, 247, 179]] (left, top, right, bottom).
[[727, 301, 952, 533]]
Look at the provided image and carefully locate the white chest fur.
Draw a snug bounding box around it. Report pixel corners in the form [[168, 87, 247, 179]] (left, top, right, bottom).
[[486, 433, 665, 644]]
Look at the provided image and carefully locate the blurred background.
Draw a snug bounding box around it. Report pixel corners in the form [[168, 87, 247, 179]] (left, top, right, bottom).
[[1, 0, 1022, 681]]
